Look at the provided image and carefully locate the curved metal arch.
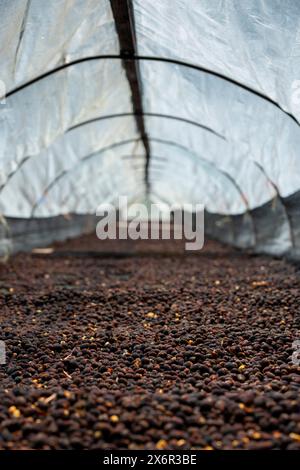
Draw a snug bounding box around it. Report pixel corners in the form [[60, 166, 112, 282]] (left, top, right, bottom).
[[2, 69, 294, 198], [148, 137, 283, 246], [1, 120, 284, 249], [1, 55, 298, 127], [67, 111, 225, 140], [56, 153, 229, 222], [146, 153, 253, 232], [29, 128, 286, 246], [2, 115, 280, 249], [30, 137, 251, 222], [28, 135, 291, 249], [148, 136, 282, 241], [3, 55, 121, 99], [0, 111, 225, 194], [1, 35, 293, 250], [148, 138, 249, 209], [0, 155, 31, 192], [53, 168, 145, 216], [66, 113, 296, 225], [49, 177, 146, 220], [30, 137, 142, 216], [29, 140, 237, 217]]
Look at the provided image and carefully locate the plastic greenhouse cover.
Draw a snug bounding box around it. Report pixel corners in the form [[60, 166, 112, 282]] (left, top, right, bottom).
[[0, 0, 300, 258], [0, 120, 144, 217], [139, 59, 300, 209], [144, 116, 276, 213], [0, 0, 118, 90], [0, 59, 133, 187], [0, 0, 138, 218], [133, 0, 300, 121]]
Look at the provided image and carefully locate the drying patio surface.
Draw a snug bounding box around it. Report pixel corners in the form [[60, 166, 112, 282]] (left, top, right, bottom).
[[0, 235, 299, 449]]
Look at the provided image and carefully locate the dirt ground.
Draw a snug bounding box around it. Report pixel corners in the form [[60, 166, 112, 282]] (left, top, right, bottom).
[[0, 234, 299, 449]]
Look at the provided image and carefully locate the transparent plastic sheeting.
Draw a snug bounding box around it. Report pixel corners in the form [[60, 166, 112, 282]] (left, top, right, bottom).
[[0, 0, 118, 90], [148, 139, 245, 213], [0, 59, 133, 190], [133, 0, 300, 122], [0, 121, 145, 217], [140, 60, 300, 209], [144, 116, 276, 214], [0, 0, 300, 257]]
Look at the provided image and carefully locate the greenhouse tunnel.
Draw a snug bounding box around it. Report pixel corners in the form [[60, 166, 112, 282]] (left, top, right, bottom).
[[0, 0, 300, 257], [1, 0, 300, 454]]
